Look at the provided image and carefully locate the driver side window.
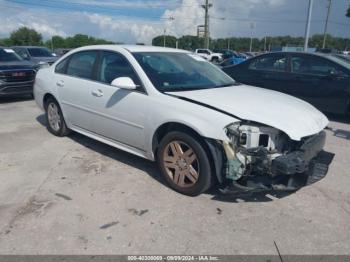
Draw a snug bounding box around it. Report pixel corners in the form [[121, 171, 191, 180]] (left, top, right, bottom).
[[97, 51, 141, 90]]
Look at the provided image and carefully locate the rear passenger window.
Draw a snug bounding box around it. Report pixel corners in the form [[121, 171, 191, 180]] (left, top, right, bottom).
[[249, 55, 286, 72], [97, 51, 141, 87], [55, 58, 69, 74], [66, 51, 97, 80], [291, 55, 347, 76]]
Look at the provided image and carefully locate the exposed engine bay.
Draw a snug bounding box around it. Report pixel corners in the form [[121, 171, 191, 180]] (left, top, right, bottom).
[[219, 122, 327, 193]]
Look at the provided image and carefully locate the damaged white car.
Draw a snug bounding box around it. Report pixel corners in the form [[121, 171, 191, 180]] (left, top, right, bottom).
[[34, 45, 329, 196]]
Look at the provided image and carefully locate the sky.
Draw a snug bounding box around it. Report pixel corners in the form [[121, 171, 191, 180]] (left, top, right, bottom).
[[0, 0, 349, 44]]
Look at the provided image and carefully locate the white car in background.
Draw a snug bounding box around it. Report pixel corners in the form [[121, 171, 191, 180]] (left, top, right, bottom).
[[194, 48, 223, 63], [34, 45, 329, 196]]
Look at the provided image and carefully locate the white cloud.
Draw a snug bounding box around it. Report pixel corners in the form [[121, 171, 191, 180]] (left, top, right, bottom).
[[0, 0, 292, 44], [162, 0, 287, 38]]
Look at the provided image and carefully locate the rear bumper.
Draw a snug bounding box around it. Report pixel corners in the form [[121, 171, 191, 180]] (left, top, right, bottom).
[[0, 81, 34, 96]]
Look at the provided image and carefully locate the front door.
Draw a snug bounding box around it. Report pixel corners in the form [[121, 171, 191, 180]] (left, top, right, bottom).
[[81, 50, 148, 151]]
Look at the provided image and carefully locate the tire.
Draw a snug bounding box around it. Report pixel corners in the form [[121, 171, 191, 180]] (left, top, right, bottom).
[[45, 97, 70, 137], [157, 131, 212, 196]]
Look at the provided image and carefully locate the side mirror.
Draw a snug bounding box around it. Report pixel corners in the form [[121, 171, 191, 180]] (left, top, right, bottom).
[[111, 77, 138, 90]]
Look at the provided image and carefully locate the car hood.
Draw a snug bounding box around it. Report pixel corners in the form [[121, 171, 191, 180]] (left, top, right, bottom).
[[167, 85, 329, 141], [0, 60, 36, 70]]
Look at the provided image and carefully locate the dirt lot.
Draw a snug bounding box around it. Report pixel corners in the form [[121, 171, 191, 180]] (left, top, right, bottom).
[[0, 98, 350, 255]]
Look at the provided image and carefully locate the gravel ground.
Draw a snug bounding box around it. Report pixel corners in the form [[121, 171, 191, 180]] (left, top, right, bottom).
[[0, 97, 349, 255]]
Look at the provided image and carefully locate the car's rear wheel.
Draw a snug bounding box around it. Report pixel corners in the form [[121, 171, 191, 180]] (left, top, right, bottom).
[[157, 131, 212, 196], [45, 98, 70, 137]]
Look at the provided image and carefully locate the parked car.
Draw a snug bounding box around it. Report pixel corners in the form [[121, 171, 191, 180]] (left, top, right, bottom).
[[212, 49, 235, 60], [34, 45, 329, 196], [223, 52, 350, 115], [194, 49, 223, 63], [12, 46, 58, 66], [218, 53, 246, 68], [0, 47, 38, 97], [54, 48, 73, 57]]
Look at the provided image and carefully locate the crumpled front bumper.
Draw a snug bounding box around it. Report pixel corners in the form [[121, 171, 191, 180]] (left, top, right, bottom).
[[219, 131, 330, 194], [271, 131, 326, 176]]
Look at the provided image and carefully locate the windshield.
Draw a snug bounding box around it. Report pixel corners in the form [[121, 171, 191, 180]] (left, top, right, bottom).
[[0, 48, 23, 62], [333, 54, 350, 64], [28, 48, 53, 57], [133, 52, 235, 92], [327, 54, 350, 69]]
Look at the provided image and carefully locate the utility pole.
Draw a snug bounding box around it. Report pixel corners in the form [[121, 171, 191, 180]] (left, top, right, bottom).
[[202, 0, 212, 49], [304, 0, 313, 52], [163, 17, 174, 48], [264, 36, 267, 52], [322, 0, 332, 49]]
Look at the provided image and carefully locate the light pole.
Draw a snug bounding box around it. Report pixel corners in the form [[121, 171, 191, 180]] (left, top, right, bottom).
[[249, 22, 255, 53], [322, 0, 332, 49], [304, 0, 313, 52], [163, 29, 166, 47], [51, 36, 54, 52]]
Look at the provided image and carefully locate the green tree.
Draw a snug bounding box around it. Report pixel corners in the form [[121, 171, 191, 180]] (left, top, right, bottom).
[[10, 27, 42, 46], [152, 35, 177, 48], [0, 38, 13, 46], [178, 35, 203, 50], [347, 5, 350, 17]]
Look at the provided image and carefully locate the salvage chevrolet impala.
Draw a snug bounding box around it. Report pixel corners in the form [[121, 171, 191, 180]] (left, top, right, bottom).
[[34, 45, 329, 196]]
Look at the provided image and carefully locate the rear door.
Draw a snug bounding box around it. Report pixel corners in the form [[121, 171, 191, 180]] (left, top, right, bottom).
[[55, 50, 99, 131], [286, 54, 350, 114]]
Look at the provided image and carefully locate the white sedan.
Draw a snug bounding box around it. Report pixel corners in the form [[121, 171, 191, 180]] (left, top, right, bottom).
[[34, 45, 329, 196]]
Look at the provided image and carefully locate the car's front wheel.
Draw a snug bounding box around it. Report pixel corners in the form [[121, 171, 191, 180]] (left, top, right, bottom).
[[157, 131, 212, 196], [45, 98, 70, 137]]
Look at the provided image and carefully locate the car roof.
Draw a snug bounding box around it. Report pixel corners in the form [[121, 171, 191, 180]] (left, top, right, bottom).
[[255, 51, 350, 69], [70, 45, 189, 54], [11, 46, 50, 49]]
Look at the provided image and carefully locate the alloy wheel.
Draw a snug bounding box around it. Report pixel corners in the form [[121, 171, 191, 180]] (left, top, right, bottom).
[[163, 141, 200, 188], [47, 102, 61, 132]]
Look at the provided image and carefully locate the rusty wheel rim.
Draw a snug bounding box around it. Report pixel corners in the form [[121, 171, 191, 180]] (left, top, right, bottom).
[[163, 141, 199, 188]]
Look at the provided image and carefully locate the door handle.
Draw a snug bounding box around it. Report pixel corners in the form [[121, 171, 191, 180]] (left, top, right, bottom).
[[56, 80, 64, 87], [91, 89, 103, 97]]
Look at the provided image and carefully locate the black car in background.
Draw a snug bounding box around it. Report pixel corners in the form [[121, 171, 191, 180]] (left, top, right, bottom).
[[11, 46, 58, 66], [0, 47, 38, 97], [223, 52, 350, 115]]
